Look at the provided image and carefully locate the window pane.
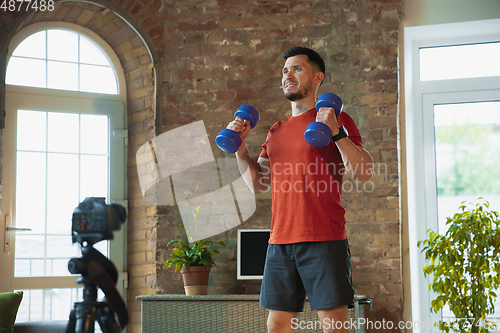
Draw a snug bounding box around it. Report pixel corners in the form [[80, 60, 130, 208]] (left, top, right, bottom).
[[47, 29, 78, 62], [435, 102, 500, 232], [47, 61, 78, 91], [12, 31, 46, 59], [16, 289, 43, 321], [47, 113, 79, 153], [14, 235, 44, 277], [17, 110, 46, 152], [80, 155, 108, 200], [46, 236, 80, 276], [81, 115, 108, 155], [15, 152, 46, 234], [16, 288, 81, 322], [80, 35, 110, 66], [47, 153, 79, 234], [420, 42, 500, 81], [94, 241, 108, 258], [6, 57, 46, 88], [7, 28, 119, 96], [434, 102, 500, 323], [80, 64, 117, 94]]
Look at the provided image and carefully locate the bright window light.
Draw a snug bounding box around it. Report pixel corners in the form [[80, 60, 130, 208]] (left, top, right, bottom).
[[47, 29, 78, 62], [17, 110, 47, 151], [47, 61, 79, 91], [6, 29, 118, 94], [47, 112, 79, 153], [11, 31, 45, 59], [420, 42, 500, 81], [80, 155, 108, 200], [80, 114, 108, 155], [6, 57, 46, 88], [15, 151, 46, 235], [80, 35, 111, 66], [15, 110, 110, 277], [80, 64, 117, 94]]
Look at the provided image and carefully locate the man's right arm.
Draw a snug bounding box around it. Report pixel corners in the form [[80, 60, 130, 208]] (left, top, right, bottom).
[[236, 148, 270, 194], [227, 117, 271, 194]]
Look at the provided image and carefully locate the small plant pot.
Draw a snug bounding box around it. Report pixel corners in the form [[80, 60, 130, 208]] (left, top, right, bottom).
[[184, 285, 208, 296], [181, 266, 210, 295]]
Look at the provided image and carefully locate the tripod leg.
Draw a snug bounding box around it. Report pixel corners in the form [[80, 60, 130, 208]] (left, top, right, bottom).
[[96, 303, 120, 333], [74, 302, 96, 333], [66, 309, 76, 333]]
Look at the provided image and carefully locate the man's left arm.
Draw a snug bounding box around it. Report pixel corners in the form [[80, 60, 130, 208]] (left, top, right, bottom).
[[334, 136, 373, 183], [316, 107, 373, 183]]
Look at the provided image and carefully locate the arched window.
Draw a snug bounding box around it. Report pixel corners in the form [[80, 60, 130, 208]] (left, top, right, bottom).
[[6, 28, 118, 94], [0, 22, 127, 322]]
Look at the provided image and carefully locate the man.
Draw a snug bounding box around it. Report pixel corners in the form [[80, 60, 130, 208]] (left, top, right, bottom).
[[227, 47, 373, 333]]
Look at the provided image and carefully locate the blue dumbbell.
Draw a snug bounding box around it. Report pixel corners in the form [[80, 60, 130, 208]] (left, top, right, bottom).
[[216, 105, 260, 154], [304, 93, 343, 147]]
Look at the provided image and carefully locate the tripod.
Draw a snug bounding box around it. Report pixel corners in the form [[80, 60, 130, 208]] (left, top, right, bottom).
[[66, 243, 128, 333]]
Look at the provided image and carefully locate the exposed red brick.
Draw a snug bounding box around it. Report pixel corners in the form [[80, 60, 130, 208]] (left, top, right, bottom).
[[180, 104, 206, 114], [236, 89, 264, 100], [216, 90, 236, 101], [249, 4, 288, 15], [178, 69, 193, 81], [142, 17, 155, 29], [226, 6, 245, 17], [380, 18, 399, 30], [183, 34, 203, 45], [124, 0, 135, 12], [219, 18, 257, 29], [148, 26, 163, 39], [178, 21, 218, 32], [130, 3, 142, 15], [214, 69, 234, 78], [207, 8, 225, 18]]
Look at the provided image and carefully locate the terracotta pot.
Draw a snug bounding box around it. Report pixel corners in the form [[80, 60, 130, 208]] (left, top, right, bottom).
[[184, 285, 208, 296], [181, 266, 210, 295]]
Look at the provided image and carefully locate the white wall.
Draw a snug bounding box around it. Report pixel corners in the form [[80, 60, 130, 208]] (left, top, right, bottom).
[[404, 0, 500, 27]]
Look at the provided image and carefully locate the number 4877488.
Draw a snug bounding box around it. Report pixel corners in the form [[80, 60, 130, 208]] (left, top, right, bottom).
[[1, 0, 55, 11]]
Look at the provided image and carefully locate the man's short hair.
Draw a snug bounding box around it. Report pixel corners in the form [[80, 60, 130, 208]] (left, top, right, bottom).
[[283, 46, 326, 75]]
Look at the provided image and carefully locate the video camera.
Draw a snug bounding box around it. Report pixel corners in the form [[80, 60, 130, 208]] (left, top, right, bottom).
[[72, 197, 127, 245]]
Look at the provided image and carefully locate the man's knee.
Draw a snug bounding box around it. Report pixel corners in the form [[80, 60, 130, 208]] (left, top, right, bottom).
[[317, 306, 349, 333], [267, 310, 297, 333]]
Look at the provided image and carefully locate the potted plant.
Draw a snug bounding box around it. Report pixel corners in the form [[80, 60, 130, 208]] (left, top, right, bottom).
[[163, 205, 227, 295], [418, 199, 500, 333]]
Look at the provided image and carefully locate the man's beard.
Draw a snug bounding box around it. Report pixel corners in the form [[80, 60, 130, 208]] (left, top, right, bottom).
[[284, 79, 313, 101]]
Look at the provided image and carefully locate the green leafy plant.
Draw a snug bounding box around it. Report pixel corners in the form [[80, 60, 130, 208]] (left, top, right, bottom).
[[418, 199, 500, 333], [163, 205, 227, 273]]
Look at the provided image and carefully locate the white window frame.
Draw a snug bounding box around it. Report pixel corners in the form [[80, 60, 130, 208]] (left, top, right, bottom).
[[6, 21, 126, 99], [0, 22, 128, 306], [404, 18, 500, 332]]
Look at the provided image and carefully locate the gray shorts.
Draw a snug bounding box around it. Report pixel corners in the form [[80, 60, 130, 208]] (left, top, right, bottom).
[[259, 240, 354, 312]]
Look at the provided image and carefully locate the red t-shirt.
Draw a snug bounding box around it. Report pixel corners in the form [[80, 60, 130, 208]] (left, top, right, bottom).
[[259, 108, 363, 244]]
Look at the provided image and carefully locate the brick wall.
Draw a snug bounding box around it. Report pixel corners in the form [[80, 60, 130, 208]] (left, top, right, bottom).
[[160, 0, 403, 330], [1, 0, 404, 332]]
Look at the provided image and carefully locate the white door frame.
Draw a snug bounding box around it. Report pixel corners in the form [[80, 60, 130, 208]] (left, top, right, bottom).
[[0, 86, 127, 296], [404, 18, 500, 332]]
